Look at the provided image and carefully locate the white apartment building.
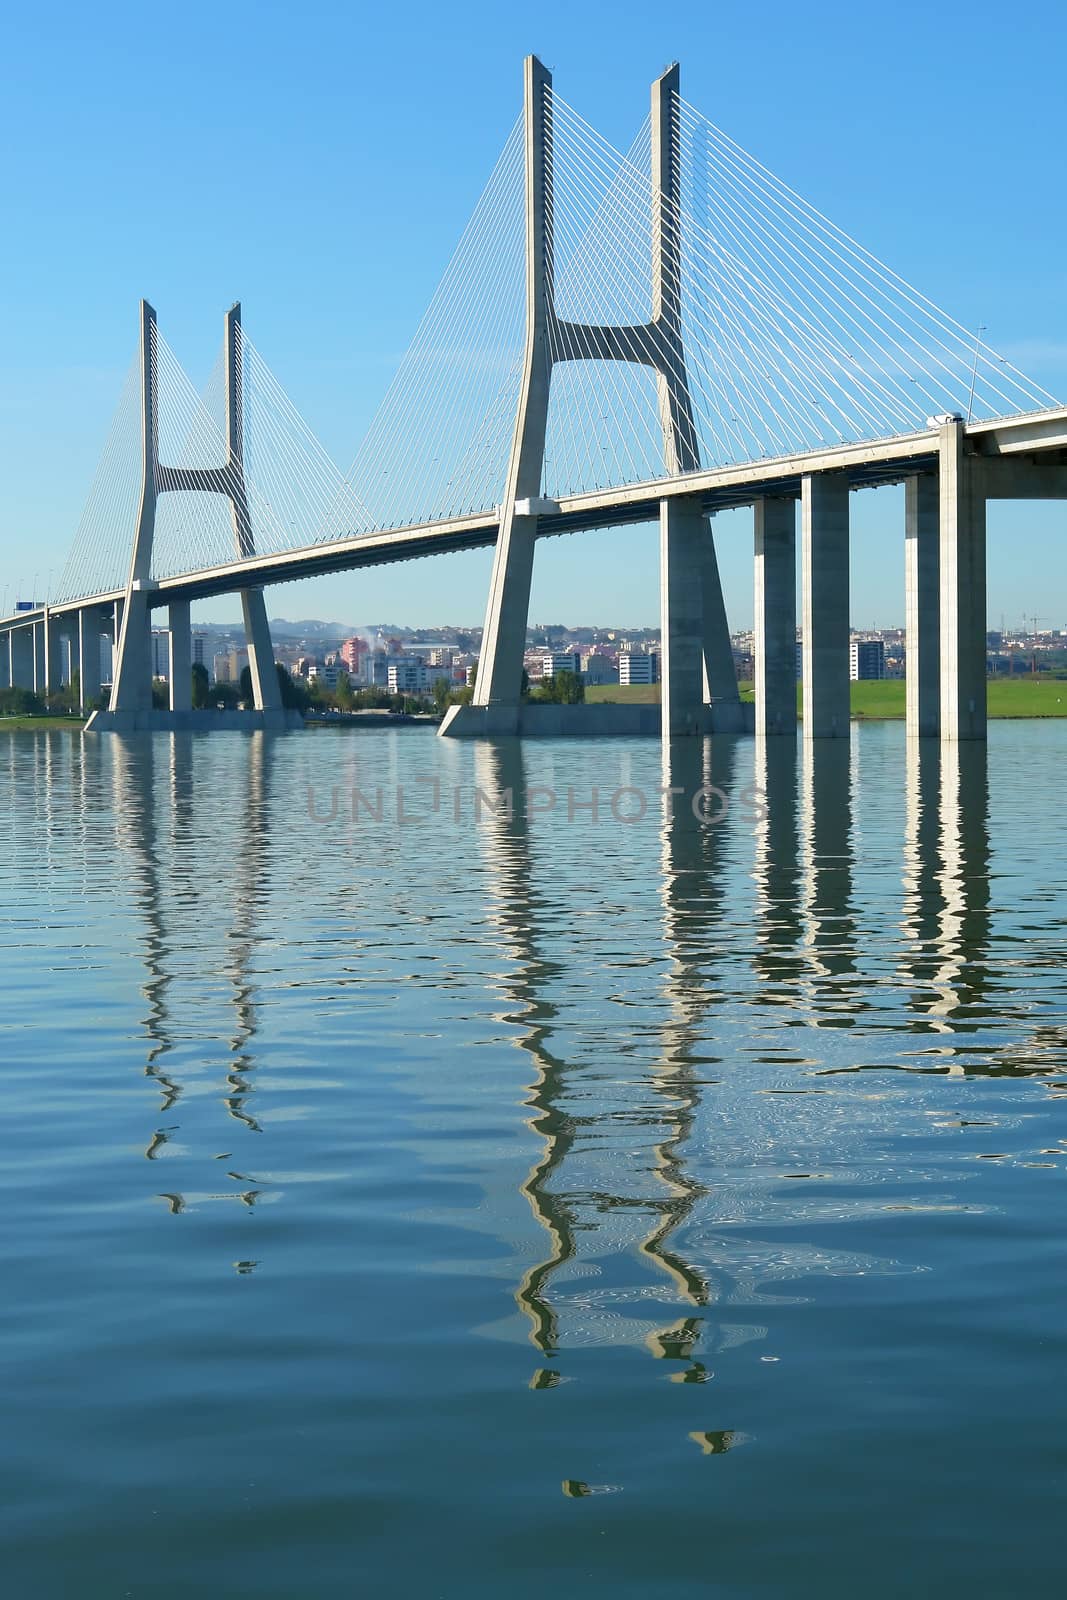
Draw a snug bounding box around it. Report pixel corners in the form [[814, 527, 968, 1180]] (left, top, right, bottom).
[[619, 651, 658, 685], [850, 639, 887, 680], [387, 660, 452, 694], [540, 651, 582, 679]]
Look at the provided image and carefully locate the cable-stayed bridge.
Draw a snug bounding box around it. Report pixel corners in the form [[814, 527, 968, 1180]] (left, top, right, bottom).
[[1, 56, 1063, 741]]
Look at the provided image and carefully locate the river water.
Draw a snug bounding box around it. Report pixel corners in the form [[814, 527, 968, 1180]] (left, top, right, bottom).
[[1, 723, 1065, 1598]]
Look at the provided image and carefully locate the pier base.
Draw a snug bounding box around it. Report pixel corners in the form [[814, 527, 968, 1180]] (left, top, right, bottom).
[[438, 701, 754, 739], [85, 708, 305, 734]]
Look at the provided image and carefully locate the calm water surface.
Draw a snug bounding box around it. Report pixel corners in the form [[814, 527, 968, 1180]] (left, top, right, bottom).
[[1, 724, 1065, 1598]]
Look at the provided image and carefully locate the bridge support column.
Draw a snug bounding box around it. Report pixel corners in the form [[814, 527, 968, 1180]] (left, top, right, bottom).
[[0, 634, 10, 691], [939, 421, 986, 741], [661, 498, 711, 736], [111, 589, 154, 714], [11, 628, 34, 690], [700, 520, 745, 731], [79, 609, 102, 713], [240, 589, 281, 711], [754, 496, 797, 737], [472, 516, 536, 732], [905, 473, 940, 738], [33, 612, 62, 699], [801, 472, 850, 739], [168, 600, 192, 713]]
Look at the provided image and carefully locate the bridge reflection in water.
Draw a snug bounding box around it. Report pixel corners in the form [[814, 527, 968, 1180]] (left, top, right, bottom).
[[466, 731, 1020, 1370], [47, 724, 1063, 1349]]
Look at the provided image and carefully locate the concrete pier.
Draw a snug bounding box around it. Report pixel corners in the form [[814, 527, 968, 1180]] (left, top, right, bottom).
[[754, 496, 797, 737], [240, 589, 282, 712], [939, 421, 986, 741], [33, 613, 62, 699], [801, 472, 850, 739], [79, 609, 102, 713], [168, 600, 191, 714], [905, 473, 940, 738], [10, 628, 34, 690], [112, 590, 154, 713], [701, 521, 745, 731], [661, 497, 710, 737]]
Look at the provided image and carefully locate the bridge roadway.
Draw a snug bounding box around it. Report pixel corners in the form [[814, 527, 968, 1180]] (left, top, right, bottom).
[[4, 406, 1066, 628]]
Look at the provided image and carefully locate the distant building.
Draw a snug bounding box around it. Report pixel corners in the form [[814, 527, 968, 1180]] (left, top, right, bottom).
[[308, 662, 340, 689], [580, 652, 618, 686], [192, 633, 208, 667], [619, 651, 658, 685], [213, 647, 248, 685], [540, 650, 582, 680], [150, 630, 171, 680], [388, 660, 450, 694], [363, 650, 408, 689], [850, 639, 886, 680]]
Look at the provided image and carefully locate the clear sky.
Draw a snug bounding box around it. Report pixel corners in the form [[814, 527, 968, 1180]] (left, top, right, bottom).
[[2, 0, 1066, 632]]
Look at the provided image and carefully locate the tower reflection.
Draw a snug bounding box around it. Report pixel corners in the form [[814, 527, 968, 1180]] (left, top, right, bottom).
[[110, 733, 272, 1201], [474, 735, 744, 1364], [646, 736, 742, 1359], [473, 739, 580, 1356]]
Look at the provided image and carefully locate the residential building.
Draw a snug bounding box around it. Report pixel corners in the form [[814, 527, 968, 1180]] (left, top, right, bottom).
[[619, 651, 658, 685], [540, 650, 582, 680], [308, 662, 340, 689], [850, 639, 886, 680], [388, 660, 451, 695], [340, 637, 369, 674], [580, 652, 618, 685], [150, 630, 171, 680]]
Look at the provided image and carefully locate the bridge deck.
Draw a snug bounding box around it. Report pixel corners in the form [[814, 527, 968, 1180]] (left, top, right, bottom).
[[3, 408, 1065, 625]]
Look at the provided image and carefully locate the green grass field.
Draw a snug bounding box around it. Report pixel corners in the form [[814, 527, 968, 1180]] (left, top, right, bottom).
[[0, 715, 85, 731], [587, 678, 1067, 718]]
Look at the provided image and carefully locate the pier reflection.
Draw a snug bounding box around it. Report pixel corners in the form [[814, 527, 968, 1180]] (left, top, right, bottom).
[[752, 738, 803, 1001], [897, 739, 1017, 1069], [797, 739, 860, 1020]]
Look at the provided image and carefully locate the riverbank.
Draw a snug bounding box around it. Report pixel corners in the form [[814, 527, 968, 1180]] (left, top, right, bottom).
[[7, 680, 1067, 729], [0, 715, 85, 731], [587, 679, 1067, 718]]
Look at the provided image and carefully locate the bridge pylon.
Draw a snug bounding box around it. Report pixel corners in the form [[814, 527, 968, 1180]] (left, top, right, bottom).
[[441, 57, 744, 738], [90, 300, 287, 732]]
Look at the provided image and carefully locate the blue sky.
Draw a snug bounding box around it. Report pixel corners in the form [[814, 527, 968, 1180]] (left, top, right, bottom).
[[2, 0, 1065, 631]]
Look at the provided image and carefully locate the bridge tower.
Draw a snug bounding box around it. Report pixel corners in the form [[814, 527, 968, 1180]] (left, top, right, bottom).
[[444, 57, 743, 737], [101, 300, 283, 730]]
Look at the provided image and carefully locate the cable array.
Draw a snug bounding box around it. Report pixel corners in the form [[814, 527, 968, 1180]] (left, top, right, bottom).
[[338, 115, 527, 532], [52, 83, 1060, 603], [539, 88, 1058, 498], [674, 96, 1055, 452], [53, 356, 142, 603]]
